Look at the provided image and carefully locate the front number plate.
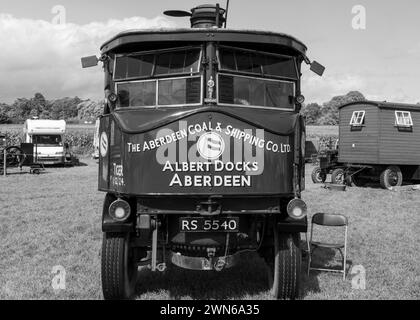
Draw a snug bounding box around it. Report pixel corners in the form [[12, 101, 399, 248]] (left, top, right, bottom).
[[179, 217, 239, 233]]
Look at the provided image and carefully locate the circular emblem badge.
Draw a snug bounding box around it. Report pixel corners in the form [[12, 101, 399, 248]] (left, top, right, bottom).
[[197, 132, 225, 160], [100, 132, 108, 157]]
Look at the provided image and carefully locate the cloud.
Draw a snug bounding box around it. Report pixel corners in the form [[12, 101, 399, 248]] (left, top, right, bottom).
[[2, 14, 419, 106], [301, 67, 420, 105], [301, 67, 365, 104], [407, 42, 420, 56], [0, 14, 175, 103]]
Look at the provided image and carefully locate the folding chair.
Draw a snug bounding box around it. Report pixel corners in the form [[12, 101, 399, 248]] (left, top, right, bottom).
[[307, 213, 348, 280]]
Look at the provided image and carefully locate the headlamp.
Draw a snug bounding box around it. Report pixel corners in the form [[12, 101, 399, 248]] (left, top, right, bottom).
[[109, 199, 131, 221], [287, 198, 307, 220]]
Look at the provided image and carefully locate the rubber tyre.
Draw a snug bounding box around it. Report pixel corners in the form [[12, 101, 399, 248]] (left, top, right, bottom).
[[331, 168, 345, 185], [267, 227, 301, 300], [311, 167, 326, 184], [101, 233, 138, 300], [380, 166, 403, 190]]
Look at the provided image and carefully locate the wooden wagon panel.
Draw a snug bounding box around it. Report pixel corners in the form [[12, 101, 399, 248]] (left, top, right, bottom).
[[378, 108, 420, 165], [338, 104, 380, 164]]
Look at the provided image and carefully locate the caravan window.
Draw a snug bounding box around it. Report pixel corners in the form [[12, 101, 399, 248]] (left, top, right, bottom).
[[350, 111, 365, 126], [395, 111, 413, 127]]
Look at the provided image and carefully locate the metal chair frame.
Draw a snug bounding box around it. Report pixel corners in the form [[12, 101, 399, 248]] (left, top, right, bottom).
[[307, 213, 348, 280]]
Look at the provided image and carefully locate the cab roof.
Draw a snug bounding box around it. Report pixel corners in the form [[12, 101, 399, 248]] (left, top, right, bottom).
[[100, 28, 307, 57]]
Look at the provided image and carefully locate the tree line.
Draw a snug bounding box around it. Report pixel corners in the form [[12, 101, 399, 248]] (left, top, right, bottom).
[[302, 91, 420, 125], [1, 90, 418, 125], [0, 93, 102, 124], [301, 91, 366, 125]]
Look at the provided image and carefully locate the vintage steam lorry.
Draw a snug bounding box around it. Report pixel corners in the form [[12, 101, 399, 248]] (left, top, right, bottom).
[[82, 4, 324, 300]]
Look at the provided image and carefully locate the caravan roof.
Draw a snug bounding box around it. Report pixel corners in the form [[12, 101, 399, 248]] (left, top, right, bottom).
[[24, 119, 66, 135], [339, 100, 420, 111]]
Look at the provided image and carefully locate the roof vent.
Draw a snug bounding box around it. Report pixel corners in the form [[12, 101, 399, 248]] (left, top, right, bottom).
[[164, 3, 227, 28]]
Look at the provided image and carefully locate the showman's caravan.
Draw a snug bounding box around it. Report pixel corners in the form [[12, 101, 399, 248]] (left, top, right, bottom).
[[23, 119, 66, 165]]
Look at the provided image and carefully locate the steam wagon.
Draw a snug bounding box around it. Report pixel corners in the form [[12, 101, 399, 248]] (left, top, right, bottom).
[[330, 100, 420, 189], [82, 3, 324, 300]]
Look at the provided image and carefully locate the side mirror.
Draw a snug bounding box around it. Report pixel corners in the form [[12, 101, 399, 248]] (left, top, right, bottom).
[[81, 56, 99, 68], [310, 61, 325, 77]]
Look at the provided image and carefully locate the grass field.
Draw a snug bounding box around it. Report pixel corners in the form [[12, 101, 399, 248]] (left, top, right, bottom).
[[0, 124, 96, 156], [0, 158, 418, 300], [306, 125, 338, 138], [0, 124, 337, 158]]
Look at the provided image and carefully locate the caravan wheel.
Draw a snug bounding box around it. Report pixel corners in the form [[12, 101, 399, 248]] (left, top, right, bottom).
[[311, 167, 326, 184], [331, 168, 345, 184], [380, 166, 402, 190]]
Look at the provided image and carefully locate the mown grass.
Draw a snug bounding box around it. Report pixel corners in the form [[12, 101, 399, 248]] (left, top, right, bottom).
[[0, 159, 418, 300]]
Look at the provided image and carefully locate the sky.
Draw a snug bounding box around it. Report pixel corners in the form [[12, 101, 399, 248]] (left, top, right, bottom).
[[0, 0, 419, 105]]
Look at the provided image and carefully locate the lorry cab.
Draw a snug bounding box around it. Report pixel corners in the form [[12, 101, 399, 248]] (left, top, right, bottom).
[[83, 3, 324, 300], [23, 119, 66, 165]]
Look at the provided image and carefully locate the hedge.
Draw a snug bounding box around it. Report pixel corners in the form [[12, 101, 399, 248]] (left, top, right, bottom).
[[2, 128, 94, 156]]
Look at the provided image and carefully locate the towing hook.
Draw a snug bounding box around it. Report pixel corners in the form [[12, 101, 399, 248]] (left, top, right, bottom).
[[156, 263, 167, 272], [214, 258, 226, 272]]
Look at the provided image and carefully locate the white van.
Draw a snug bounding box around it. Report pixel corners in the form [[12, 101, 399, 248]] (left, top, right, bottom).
[[24, 119, 66, 165]]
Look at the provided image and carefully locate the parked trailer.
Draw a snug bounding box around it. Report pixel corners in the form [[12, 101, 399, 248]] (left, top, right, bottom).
[[310, 138, 339, 183], [82, 3, 324, 300], [0, 133, 26, 175], [325, 101, 420, 189], [0, 137, 47, 176]]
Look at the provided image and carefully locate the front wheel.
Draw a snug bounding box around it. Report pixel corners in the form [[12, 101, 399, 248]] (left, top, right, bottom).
[[101, 233, 138, 300], [266, 227, 301, 300]]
